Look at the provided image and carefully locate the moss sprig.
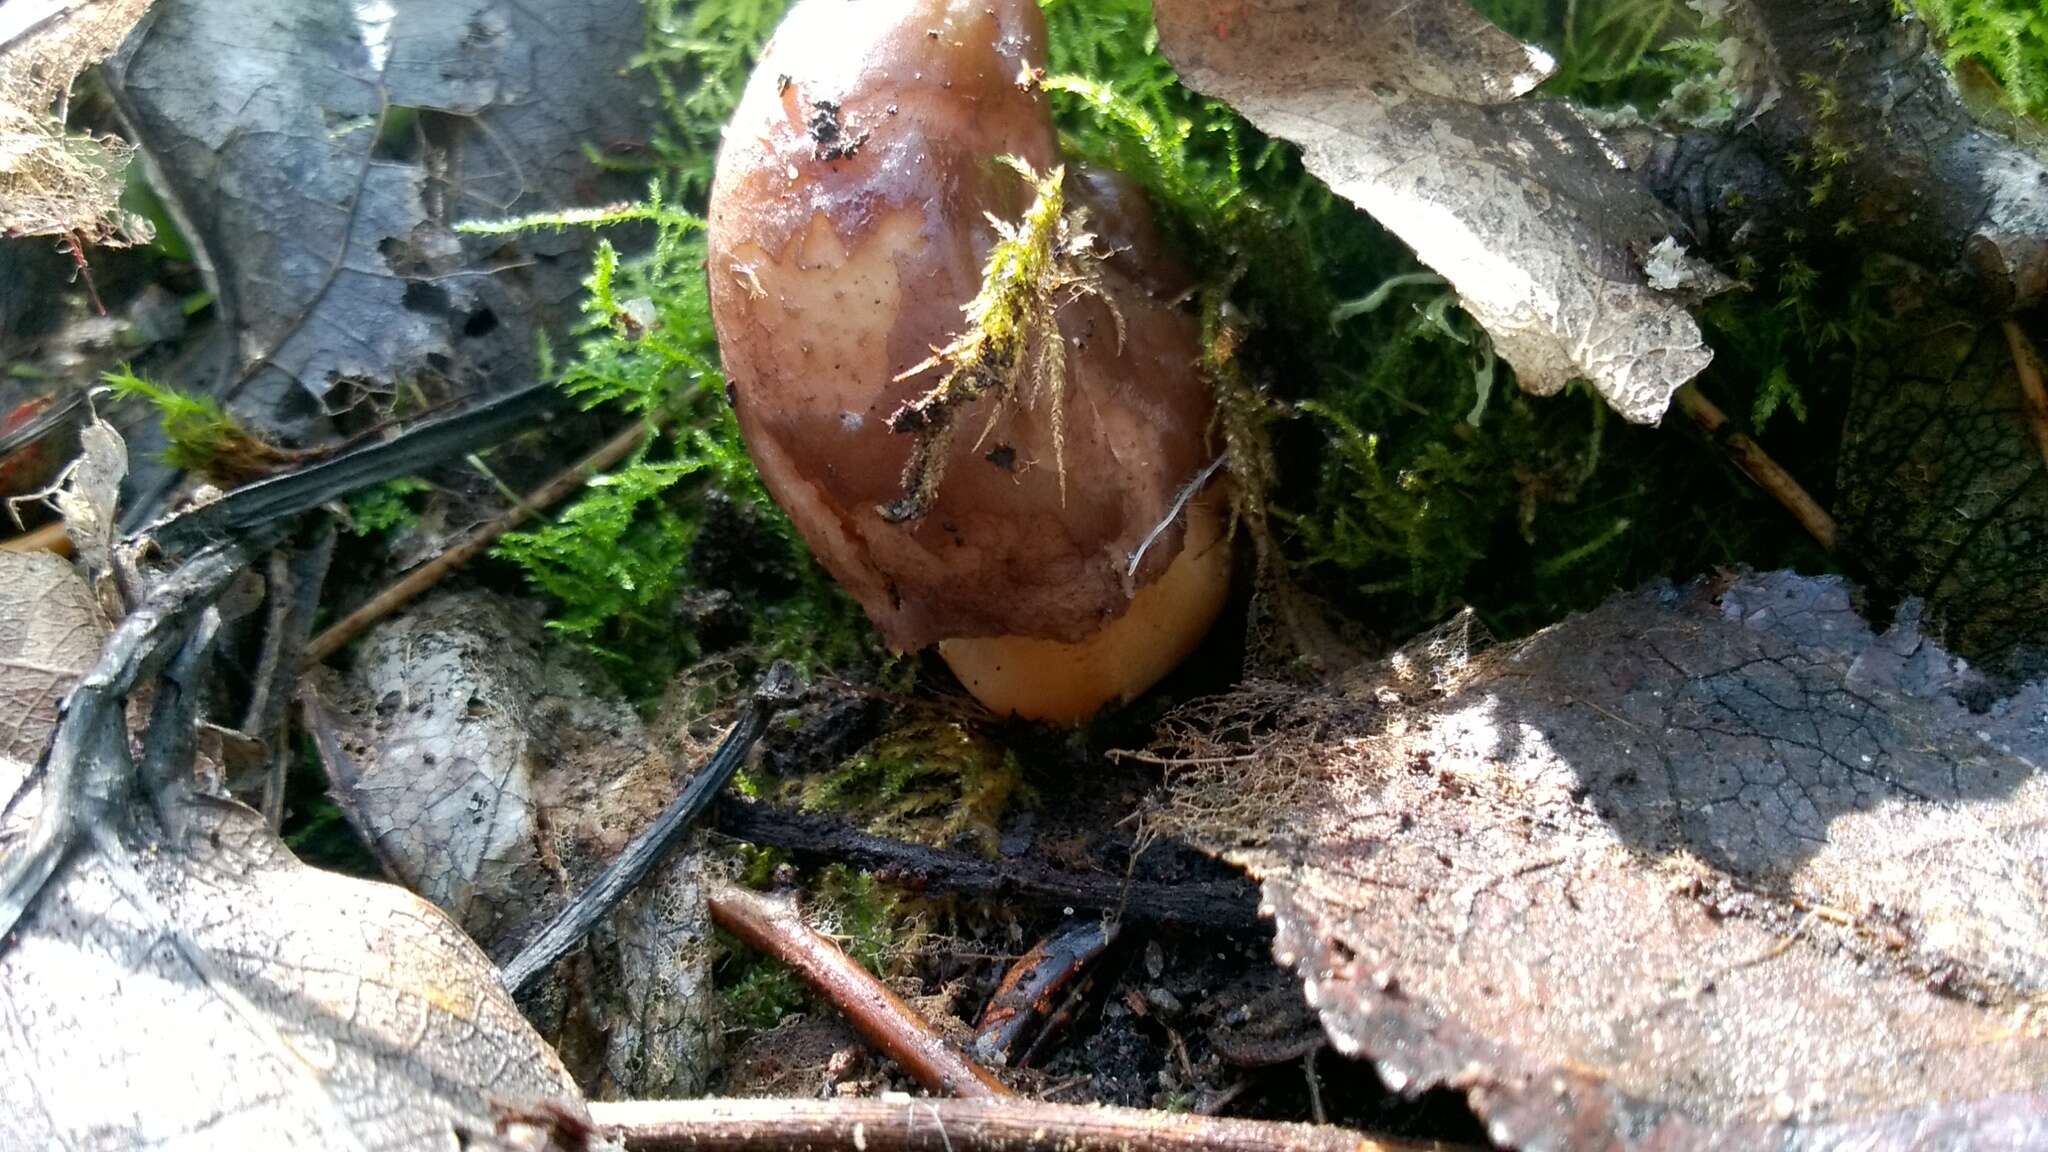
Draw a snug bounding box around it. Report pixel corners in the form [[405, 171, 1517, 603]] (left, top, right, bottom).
[[880, 157, 1119, 522]]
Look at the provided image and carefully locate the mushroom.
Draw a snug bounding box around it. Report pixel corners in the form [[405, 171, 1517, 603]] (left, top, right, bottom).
[[707, 0, 1230, 722]]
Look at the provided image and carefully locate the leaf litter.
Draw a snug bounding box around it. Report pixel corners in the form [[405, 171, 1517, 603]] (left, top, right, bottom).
[[308, 589, 718, 1099], [1147, 570, 2048, 1149], [0, 424, 594, 1149]]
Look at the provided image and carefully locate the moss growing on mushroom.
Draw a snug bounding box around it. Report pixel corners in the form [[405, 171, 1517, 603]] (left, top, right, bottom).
[[882, 158, 1117, 522]]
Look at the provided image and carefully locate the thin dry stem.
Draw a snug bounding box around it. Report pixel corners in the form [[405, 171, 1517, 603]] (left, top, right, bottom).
[[2002, 320, 2048, 475], [302, 417, 651, 665], [588, 1097, 1431, 1152], [1675, 383, 1837, 553], [707, 883, 1014, 1099]]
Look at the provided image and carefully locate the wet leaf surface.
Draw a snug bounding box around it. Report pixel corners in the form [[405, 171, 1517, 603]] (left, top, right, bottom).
[[1150, 0, 1723, 423], [1155, 571, 2048, 1149], [0, 561, 587, 1150]]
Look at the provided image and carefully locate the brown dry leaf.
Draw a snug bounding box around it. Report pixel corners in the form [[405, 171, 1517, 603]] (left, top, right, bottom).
[[0, 0, 154, 239], [1153, 572, 2048, 1149], [0, 559, 587, 1149], [0, 549, 101, 766], [309, 591, 716, 1099], [1150, 0, 1722, 423]]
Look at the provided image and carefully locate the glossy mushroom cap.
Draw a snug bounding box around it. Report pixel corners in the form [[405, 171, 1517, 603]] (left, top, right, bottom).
[[708, 0, 1230, 720]]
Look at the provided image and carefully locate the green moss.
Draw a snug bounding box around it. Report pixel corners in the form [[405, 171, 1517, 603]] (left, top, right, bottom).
[[103, 365, 294, 482], [460, 187, 871, 690], [344, 477, 431, 538], [1914, 0, 2048, 121], [793, 719, 1024, 859], [635, 0, 790, 195]]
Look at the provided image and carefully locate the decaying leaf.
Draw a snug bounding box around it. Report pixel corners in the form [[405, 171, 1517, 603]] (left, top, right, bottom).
[[0, 556, 587, 1150], [1152, 571, 2048, 1149], [0, 549, 102, 767], [0, 799, 592, 1149], [104, 0, 653, 415], [0, 0, 155, 240], [1833, 267, 2048, 686], [309, 591, 716, 1098], [1151, 0, 1724, 423], [52, 414, 126, 575]]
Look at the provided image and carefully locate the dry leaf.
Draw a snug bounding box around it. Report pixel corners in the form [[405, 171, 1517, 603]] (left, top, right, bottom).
[[1151, 0, 1723, 423], [0, 0, 155, 239], [0, 550, 102, 766], [1153, 571, 2048, 1148], [106, 0, 653, 413], [53, 415, 126, 575], [0, 554, 586, 1149], [311, 591, 716, 1098], [0, 800, 591, 1150]]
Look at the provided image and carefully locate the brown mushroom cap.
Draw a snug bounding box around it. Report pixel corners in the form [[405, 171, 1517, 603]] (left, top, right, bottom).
[[708, 0, 1229, 716]]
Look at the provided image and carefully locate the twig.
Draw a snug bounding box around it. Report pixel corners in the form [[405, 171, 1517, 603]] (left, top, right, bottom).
[[141, 380, 570, 557], [712, 798, 1264, 932], [1674, 384, 1837, 552], [706, 884, 1014, 1099], [497, 663, 800, 996], [588, 1097, 1429, 1152], [303, 416, 649, 666], [244, 523, 336, 828], [976, 919, 1120, 1068], [0, 521, 71, 556], [2002, 320, 2048, 475]]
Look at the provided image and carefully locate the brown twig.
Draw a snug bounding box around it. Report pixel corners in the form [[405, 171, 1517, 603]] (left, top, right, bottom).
[[588, 1097, 1431, 1152], [1674, 384, 1837, 552], [0, 521, 71, 556], [707, 883, 1015, 1100], [2002, 319, 2048, 475], [302, 417, 650, 666], [712, 798, 1263, 932]]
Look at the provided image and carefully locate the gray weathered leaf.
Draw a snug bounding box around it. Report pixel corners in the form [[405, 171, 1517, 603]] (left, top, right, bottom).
[[0, 801, 591, 1150], [1154, 571, 2048, 1149], [0, 559, 588, 1150], [309, 591, 716, 1098], [106, 0, 653, 414], [54, 416, 127, 576], [1833, 263, 2048, 686], [1151, 0, 1723, 423]]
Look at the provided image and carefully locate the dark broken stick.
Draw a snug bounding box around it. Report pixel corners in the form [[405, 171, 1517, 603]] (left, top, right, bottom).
[[497, 662, 800, 996], [712, 798, 1264, 932], [707, 883, 1013, 1099], [142, 379, 570, 558], [588, 1097, 1431, 1152]]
